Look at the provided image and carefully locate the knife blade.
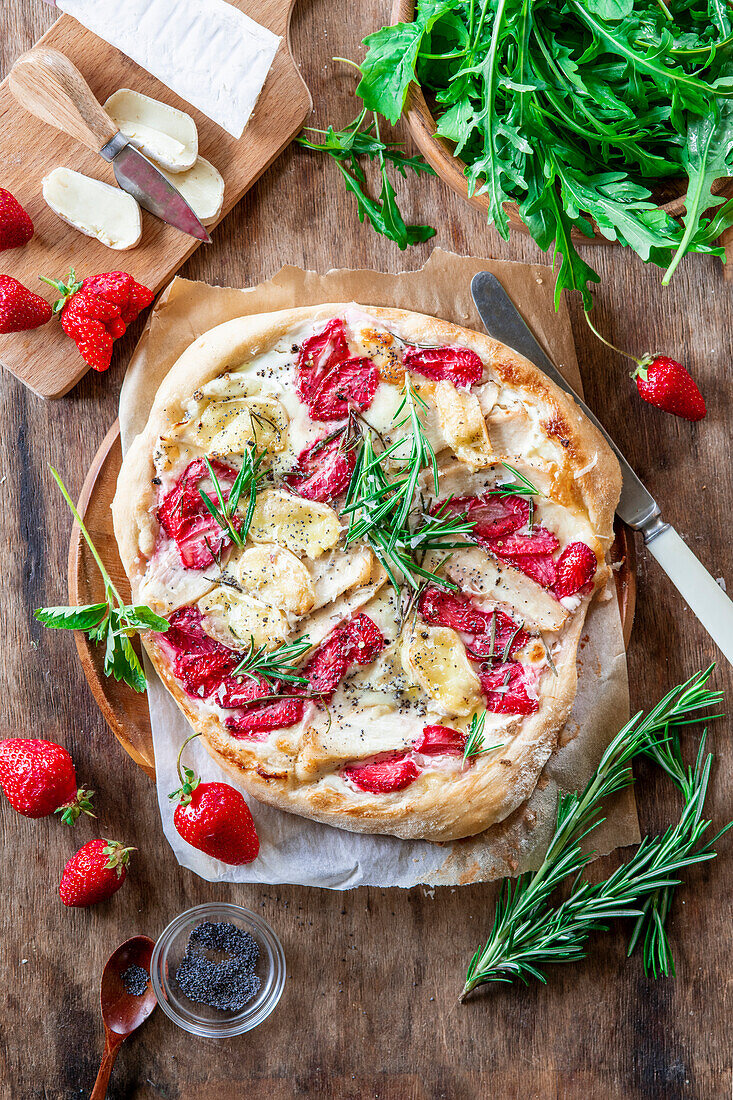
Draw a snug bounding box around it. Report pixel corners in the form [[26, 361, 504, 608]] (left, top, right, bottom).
[[471, 270, 733, 666], [9, 48, 210, 243], [101, 133, 211, 243]]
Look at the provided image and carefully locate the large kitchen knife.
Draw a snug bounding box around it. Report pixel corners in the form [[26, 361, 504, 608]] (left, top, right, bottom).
[[471, 270, 733, 666], [8, 48, 211, 243]]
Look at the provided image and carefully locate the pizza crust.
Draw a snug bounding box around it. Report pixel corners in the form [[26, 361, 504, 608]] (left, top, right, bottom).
[[112, 303, 621, 842]]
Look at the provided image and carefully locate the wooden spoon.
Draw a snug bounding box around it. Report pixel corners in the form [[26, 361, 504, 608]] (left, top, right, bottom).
[[90, 935, 157, 1100]]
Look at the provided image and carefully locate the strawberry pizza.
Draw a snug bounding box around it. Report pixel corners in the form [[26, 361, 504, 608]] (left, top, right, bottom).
[[112, 305, 621, 841]]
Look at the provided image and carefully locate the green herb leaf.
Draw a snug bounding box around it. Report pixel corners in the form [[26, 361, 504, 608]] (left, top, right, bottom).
[[34, 603, 108, 631], [232, 636, 312, 685]]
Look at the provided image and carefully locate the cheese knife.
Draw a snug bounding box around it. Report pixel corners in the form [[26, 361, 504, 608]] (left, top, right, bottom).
[[471, 270, 733, 666], [8, 48, 211, 243]]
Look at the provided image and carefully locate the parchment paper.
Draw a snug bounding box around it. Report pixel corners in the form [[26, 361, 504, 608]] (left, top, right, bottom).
[[118, 249, 640, 888]]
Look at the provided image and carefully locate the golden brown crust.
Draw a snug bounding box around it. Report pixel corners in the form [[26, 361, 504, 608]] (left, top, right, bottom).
[[112, 303, 621, 843]]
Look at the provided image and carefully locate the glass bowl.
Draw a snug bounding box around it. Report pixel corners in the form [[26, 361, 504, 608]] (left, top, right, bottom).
[[150, 902, 286, 1037]]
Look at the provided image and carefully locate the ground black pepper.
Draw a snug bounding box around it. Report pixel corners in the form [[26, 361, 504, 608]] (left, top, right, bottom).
[[120, 964, 149, 997], [175, 920, 261, 1012]]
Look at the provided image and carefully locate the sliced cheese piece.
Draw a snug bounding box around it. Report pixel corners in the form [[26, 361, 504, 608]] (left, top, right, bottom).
[[195, 396, 288, 454], [103, 89, 198, 172], [293, 573, 388, 648], [42, 168, 142, 250], [137, 541, 216, 614], [306, 545, 374, 610], [401, 624, 481, 717], [443, 546, 568, 632], [156, 157, 224, 225], [197, 586, 289, 650], [232, 543, 314, 614], [248, 490, 340, 559], [432, 380, 492, 469]]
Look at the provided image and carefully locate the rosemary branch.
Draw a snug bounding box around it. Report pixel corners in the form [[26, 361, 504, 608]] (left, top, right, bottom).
[[461, 668, 726, 999]]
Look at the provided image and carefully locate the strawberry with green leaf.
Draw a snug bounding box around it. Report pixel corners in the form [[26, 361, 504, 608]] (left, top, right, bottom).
[[35, 467, 168, 693], [0, 738, 94, 823]]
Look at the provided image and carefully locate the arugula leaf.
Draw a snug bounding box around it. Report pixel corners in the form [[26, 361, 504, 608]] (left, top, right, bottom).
[[297, 110, 436, 250], [357, 0, 452, 123]]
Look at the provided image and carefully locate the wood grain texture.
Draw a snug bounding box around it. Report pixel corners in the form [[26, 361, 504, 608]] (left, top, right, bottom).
[[0, 0, 311, 398], [68, 422, 636, 781], [0, 2, 731, 1098]]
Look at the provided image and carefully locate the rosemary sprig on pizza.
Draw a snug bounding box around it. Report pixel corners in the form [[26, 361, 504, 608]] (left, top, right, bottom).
[[35, 467, 168, 692], [111, 305, 621, 840]]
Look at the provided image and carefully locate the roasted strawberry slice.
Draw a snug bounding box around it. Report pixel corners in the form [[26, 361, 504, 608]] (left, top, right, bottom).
[[553, 542, 597, 598], [164, 606, 220, 653], [346, 614, 385, 665], [158, 457, 240, 569], [225, 697, 307, 739], [302, 625, 353, 699], [418, 587, 527, 661], [212, 672, 273, 709], [159, 608, 239, 697], [307, 357, 380, 421], [479, 662, 539, 715], [485, 526, 559, 557], [302, 614, 385, 700], [437, 491, 529, 540], [284, 433, 356, 502], [506, 553, 558, 589], [415, 724, 466, 756], [343, 753, 420, 793], [296, 318, 350, 397], [418, 586, 491, 635], [402, 344, 484, 387]]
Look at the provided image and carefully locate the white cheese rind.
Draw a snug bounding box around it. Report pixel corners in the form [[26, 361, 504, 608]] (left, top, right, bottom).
[[58, 0, 281, 139], [42, 167, 142, 251]]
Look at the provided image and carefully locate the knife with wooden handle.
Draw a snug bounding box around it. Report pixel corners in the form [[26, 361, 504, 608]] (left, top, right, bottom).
[[471, 270, 733, 667], [8, 47, 211, 242]]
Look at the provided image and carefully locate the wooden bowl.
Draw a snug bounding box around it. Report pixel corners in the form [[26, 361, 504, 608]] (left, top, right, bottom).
[[391, 0, 733, 244]]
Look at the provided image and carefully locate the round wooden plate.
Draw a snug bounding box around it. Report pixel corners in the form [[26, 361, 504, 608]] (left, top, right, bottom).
[[69, 423, 637, 779], [391, 0, 733, 243]]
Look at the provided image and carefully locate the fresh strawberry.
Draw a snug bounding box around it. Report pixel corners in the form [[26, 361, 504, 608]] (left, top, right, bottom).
[[285, 433, 356, 503], [170, 751, 259, 865], [0, 738, 94, 823], [0, 188, 34, 251], [479, 662, 539, 715], [0, 276, 52, 333], [553, 542, 597, 599], [40, 269, 153, 372], [632, 357, 706, 421], [343, 753, 420, 793], [158, 457, 240, 568], [402, 344, 484, 387], [415, 725, 466, 756], [59, 839, 133, 907]]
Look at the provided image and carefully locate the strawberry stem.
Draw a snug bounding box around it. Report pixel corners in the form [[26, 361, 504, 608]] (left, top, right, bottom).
[[170, 732, 204, 805], [39, 269, 83, 314], [102, 840, 136, 874], [583, 310, 646, 368], [56, 786, 96, 826]]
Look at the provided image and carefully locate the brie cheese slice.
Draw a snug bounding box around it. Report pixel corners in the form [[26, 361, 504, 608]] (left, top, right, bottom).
[[104, 89, 198, 172], [42, 167, 142, 250], [155, 157, 225, 225]]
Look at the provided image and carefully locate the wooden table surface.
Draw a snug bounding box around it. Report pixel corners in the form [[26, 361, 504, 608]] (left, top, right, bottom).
[[1, 3, 731, 1098]]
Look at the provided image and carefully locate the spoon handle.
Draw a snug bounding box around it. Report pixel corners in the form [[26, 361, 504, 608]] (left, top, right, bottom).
[[90, 1033, 124, 1100]]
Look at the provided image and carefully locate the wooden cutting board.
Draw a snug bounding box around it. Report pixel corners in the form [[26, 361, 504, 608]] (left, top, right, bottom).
[[67, 423, 637, 780], [0, 0, 311, 398]]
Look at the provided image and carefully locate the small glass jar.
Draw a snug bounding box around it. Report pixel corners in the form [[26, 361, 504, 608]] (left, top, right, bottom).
[[150, 901, 286, 1037]]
